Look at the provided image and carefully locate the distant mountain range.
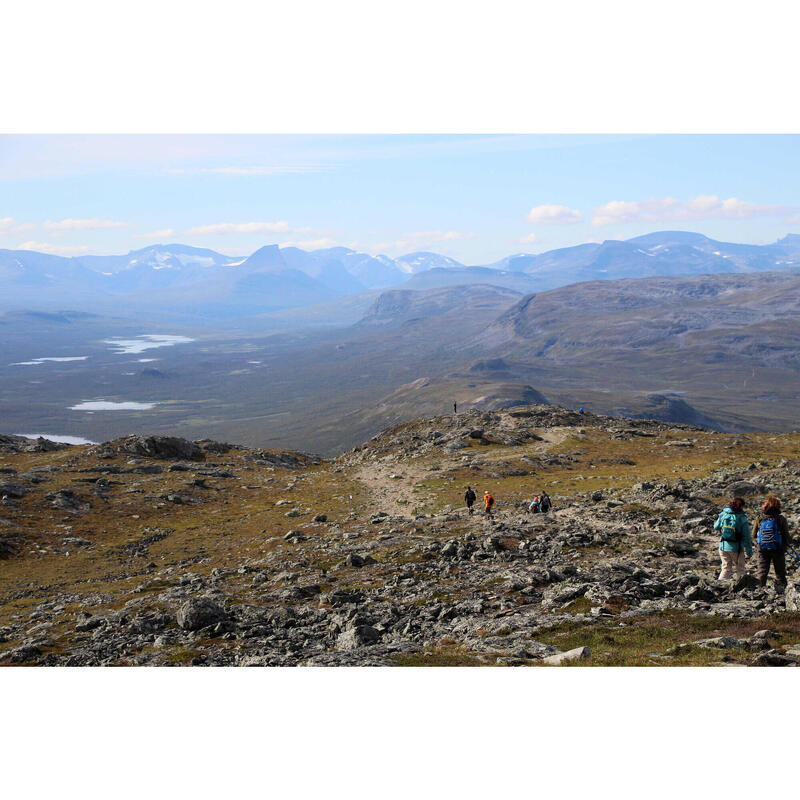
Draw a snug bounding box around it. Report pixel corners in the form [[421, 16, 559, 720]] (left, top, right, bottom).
[[4, 266, 800, 451], [2, 231, 800, 318]]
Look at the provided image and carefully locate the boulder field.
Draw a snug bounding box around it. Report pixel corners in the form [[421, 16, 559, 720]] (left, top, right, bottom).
[[1, 405, 799, 666]]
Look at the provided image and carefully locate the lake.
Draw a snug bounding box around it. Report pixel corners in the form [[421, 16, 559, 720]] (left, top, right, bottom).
[[104, 335, 195, 355], [69, 400, 159, 411]]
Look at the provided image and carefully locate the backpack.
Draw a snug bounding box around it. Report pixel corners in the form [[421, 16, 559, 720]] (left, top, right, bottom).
[[485, 494, 494, 508], [718, 510, 741, 547], [757, 517, 783, 551], [465, 489, 476, 504], [540, 495, 551, 512]]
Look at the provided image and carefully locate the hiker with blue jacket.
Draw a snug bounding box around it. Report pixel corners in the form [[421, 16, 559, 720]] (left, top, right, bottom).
[[752, 495, 791, 587], [713, 496, 752, 579]]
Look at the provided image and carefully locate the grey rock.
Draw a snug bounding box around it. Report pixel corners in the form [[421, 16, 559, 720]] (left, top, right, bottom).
[[541, 646, 590, 665], [0, 482, 28, 499], [75, 613, 106, 632], [198, 440, 235, 454], [693, 636, 742, 649], [345, 553, 376, 567], [665, 539, 698, 557], [176, 597, 229, 632], [724, 480, 762, 496], [0, 644, 42, 663], [441, 541, 458, 557], [785, 582, 800, 612], [336, 625, 380, 650], [45, 489, 89, 513], [750, 649, 798, 667], [119, 435, 205, 462], [684, 583, 717, 602], [542, 583, 589, 607]]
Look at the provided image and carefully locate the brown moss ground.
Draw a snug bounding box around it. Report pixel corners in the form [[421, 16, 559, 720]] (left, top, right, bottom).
[[0, 447, 362, 628], [3, 423, 800, 665]]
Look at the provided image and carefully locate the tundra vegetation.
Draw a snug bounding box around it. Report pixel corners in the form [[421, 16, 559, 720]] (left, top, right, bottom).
[[1, 405, 799, 666]]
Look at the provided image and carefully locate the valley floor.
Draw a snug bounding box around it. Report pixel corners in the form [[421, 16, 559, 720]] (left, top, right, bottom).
[[1, 406, 799, 666]]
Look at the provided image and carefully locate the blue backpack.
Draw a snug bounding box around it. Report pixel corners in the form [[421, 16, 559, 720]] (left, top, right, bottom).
[[757, 517, 783, 550]]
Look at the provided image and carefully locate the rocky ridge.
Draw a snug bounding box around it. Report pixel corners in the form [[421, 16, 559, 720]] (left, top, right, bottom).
[[1, 408, 799, 666]]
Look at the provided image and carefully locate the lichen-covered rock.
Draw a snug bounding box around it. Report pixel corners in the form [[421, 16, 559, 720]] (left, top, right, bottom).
[[336, 625, 380, 650], [176, 597, 229, 631], [119, 435, 205, 461], [785, 582, 800, 612], [542, 646, 590, 665]]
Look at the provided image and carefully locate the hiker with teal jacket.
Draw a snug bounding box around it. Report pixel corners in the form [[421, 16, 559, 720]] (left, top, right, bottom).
[[713, 496, 752, 579]]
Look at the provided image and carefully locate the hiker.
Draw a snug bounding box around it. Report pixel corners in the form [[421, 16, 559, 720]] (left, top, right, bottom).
[[753, 495, 791, 587], [529, 495, 541, 513], [713, 496, 752, 580], [579, 407, 584, 414], [483, 490, 494, 519], [540, 491, 551, 514], [464, 485, 476, 515], [453, 401, 457, 414]]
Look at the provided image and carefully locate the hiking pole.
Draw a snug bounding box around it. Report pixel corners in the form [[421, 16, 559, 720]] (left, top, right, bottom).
[[786, 543, 800, 568]]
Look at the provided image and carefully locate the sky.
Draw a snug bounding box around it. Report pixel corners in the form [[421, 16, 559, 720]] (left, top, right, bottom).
[[1, 134, 799, 264]]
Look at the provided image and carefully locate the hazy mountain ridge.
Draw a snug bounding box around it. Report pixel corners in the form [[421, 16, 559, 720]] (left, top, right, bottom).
[[3, 231, 800, 317], [5, 270, 800, 453]]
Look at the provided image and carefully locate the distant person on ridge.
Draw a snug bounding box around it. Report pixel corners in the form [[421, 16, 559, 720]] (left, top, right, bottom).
[[713, 496, 752, 580], [753, 495, 791, 587], [464, 485, 476, 515], [579, 407, 584, 414], [453, 401, 457, 414], [483, 490, 494, 519]]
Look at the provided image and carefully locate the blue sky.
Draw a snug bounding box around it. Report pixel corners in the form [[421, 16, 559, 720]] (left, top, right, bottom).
[[1, 134, 798, 264]]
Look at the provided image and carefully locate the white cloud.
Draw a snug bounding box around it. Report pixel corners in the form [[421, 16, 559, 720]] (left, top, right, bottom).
[[281, 238, 343, 251], [526, 204, 583, 225], [0, 217, 35, 235], [134, 228, 176, 239], [592, 195, 791, 226], [782, 215, 800, 226], [17, 240, 90, 255], [168, 164, 323, 176], [519, 232, 538, 244], [44, 217, 130, 232], [184, 221, 292, 236]]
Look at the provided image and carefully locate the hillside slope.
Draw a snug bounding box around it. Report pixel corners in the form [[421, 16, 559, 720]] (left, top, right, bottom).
[[470, 271, 800, 431], [1, 408, 799, 667]]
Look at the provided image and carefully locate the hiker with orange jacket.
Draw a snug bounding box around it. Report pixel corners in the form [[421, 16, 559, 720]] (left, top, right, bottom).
[[483, 490, 495, 519]]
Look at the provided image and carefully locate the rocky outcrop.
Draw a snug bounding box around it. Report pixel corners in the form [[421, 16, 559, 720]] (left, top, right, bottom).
[[0, 434, 70, 454], [118, 436, 206, 461]]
